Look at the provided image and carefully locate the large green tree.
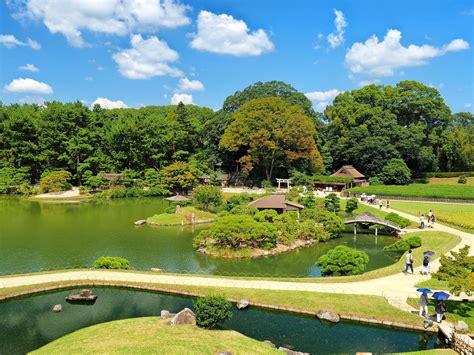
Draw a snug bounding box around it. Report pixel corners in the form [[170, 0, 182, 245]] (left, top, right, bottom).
[[220, 97, 322, 181]]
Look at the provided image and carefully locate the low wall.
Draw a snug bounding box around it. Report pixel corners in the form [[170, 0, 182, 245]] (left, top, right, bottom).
[[452, 332, 474, 354]]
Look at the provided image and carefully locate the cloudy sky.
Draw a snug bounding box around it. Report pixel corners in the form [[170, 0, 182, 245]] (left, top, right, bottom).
[[0, 0, 472, 112]]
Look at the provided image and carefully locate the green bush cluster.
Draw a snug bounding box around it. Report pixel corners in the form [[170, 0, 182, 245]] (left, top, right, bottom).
[[94, 256, 130, 270], [383, 236, 422, 253], [384, 212, 411, 228], [192, 185, 223, 211], [345, 198, 358, 214], [425, 172, 474, 178], [95, 186, 171, 199], [0, 167, 32, 194], [458, 175, 467, 184], [193, 296, 233, 329], [316, 245, 369, 276], [39, 170, 72, 193], [300, 208, 344, 238], [224, 193, 255, 211]]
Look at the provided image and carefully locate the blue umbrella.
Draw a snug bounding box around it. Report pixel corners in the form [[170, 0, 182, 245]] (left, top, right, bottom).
[[432, 291, 450, 300], [417, 288, 432, 294]]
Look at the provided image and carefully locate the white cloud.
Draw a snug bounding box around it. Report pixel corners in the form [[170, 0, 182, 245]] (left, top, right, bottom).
[[305, 89, 341, 111], [178, 77, 204, 92], [327, 9, 347, 48], [190, 10, 274, 56], [171, 93, 193, 105], [465, 103, 472, 108], [358, 79, 380, 87], [346, 29, 470, 77], [11, 0, 191, 47], [91, 97, 128, 109], [0, 34, 40, 49], [4, 78, 53, 94], [18, 63, 39, 72], [112, 34, 182, 79]]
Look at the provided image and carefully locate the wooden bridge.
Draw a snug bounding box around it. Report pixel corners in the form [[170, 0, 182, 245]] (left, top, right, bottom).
[[344, 212, 402, 235]]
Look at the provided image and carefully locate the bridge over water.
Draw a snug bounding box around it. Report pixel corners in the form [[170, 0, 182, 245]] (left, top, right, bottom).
[[344, 212, 402, 235]]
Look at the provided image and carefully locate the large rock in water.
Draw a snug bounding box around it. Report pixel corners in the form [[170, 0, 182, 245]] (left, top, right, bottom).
[[278, 346, 309, 355], [236, 299, 249, 310], [170, 308, 196, 325], [65, 289, 97, 303], [52, 304, 62, 312], [316, 310, 340, 323]]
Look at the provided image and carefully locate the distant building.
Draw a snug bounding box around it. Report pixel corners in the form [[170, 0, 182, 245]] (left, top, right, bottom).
[[314, 165, 368, 191], [249, 195, 304, 214]]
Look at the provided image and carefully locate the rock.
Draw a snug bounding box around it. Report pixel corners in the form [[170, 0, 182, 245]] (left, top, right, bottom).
[[278, 346, 309, 354], [52, 304, 62, 312], [216, 352, 232, 355], [455, 320, 469, 332], [263, 340, 275, 348], [65, 289, 97, 303], [134, 219, 147, 226], [161, 310, 171, 319], [170, 308, 196, 325], [150, 268, 163, 272], [316, 310, 340, 323], [236, 299, 249, 310]]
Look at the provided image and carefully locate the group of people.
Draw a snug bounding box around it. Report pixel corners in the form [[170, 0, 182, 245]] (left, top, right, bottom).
[[419, 292, 447, 323], [404, 249, 431, 275], [358, 193, 391, 209], [419, 209, 436, 229]]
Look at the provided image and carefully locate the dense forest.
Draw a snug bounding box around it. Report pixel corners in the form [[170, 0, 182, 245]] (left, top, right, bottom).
[[0, 80, 472, 192]]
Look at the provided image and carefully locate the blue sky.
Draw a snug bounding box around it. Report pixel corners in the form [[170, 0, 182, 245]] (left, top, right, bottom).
[[0, 0, 473, 112]]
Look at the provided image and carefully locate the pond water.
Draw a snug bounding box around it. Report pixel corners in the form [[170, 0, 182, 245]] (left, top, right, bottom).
[[0, 287, 446, 354], [0, 197, 400, 277]]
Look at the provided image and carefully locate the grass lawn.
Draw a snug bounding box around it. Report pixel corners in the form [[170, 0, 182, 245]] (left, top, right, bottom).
[[33, 317, 278, 354], [147, 206, 216, 225], [347, 184, 474, 200], [429, 177, 474, 185], [415, 278, 450, 291], [1, 281, 425, 327], [389, 200, 474, 233], [407, 298, 474, 330]]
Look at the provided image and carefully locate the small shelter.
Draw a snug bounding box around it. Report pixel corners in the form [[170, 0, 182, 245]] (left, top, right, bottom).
[[198, 173, 229, 186], [314, 165, 368, 191], [249, 195, 304, 214], [165, 195, 191, 203]]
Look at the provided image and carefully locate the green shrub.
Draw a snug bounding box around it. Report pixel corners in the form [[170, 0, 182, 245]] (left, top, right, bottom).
[[458, 175, 467, 184], [193, 185, 223, 211], [434, 245, 473, 296], [225, 193, 255, 211], [316, 246, 369, 276], [324, 193, 340, 213], [94, 256, 130, 270], [378, 158, 412, 185], [426, 172, 474, 178], [384, 236, 422, 252], [39, 170, 72, 193], [193, 296, 233, 329], [261, 179, 273, 188], [229, 205, 258, 216], [301, 207, 344, 238], [345, 198, 358, 214], [384, 212, 411, 228], [0, 167, 31, 194], [368, 176, 383, 186]]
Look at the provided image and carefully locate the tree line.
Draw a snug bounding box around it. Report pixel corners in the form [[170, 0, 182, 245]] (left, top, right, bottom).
[[0, 80, 472, 193]]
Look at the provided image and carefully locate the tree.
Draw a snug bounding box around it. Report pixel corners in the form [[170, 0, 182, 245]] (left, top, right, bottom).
[[300, 207, 344, 238], [94, 256, 130, 270], [345, 198, 358, 214], [220, 97, 322, 181], [0, 167, 30, 194], [161, 161, 198, 193], [324, 193, 340, 213], [378, 158, 411, 185], [39, 170, 72, 193], [193, 296, 233, 329], [192, 185, 223, 211], [143, 168, 161, 187], [434, 245, 473, 296], [316, 246, 369, 276]]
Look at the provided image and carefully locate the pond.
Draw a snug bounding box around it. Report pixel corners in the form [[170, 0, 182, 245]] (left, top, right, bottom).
[[0, 287, 446, 354], [0, 197, 400, 277]]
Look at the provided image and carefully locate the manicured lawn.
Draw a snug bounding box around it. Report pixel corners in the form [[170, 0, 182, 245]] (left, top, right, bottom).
[[415, 278, 450, 291], [429, 177, 474, 185], [33, 317, 278, 354], [147, 206, 216, 225], [407, 298, 474, 330], [347, 184, 474, 200], [390, 200, 474, 233]]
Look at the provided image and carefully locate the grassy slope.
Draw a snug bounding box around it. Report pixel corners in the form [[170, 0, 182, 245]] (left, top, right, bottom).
[[2, 282, 424, 327], [347, 184, 474, 200], [406, 298, 474, 329], [429, 177, 474, 185], [389, 200, 474, 233], [33, 317, 278, 355], [147, 206, 215, 225]]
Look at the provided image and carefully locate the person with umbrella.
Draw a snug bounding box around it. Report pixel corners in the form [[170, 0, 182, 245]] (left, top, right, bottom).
[[417, 288, 432, 318], [432, 291, 450, 323]]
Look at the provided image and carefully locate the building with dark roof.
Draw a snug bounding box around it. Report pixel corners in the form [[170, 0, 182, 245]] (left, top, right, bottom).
[[249, 195, 304, 214]]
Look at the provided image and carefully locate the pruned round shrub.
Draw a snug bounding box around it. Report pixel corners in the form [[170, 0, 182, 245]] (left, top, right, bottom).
[[384, 212, 411, 228], [316, 246, 369, 276], [193, 185, 223, 211], [384, 236, 422, 252], [345, 198, 358, 214], [193, 296, 233, 329], [458, 175, 467, 184], [94, 256, 130, 270]]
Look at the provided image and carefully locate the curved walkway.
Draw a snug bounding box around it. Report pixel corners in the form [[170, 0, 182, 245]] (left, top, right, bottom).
[[0, 202, 471, 305]]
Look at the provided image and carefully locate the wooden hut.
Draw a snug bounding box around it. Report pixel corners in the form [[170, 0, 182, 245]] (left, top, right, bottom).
[[314, 165, 368, 191], [249, 195, 304, 214]]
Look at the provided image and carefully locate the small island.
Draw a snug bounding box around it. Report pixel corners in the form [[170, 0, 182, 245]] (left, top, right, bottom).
[[146, 205, 216, 226]]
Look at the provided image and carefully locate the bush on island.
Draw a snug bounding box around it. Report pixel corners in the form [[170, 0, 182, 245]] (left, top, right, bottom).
[[193, 296, 233, 329], [94, 256, 130, 270], [192, 185, 223, 211], [384, 212, 411, 228], [316, 246, 369, 276], [300, 208, 344, 238], [39, 170, 72, 193], [383, 236, 422, 253]]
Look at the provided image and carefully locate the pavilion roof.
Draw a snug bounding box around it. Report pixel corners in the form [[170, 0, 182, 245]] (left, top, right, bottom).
[[249, 195, 304, 210], [331, 165, 365, 179], [166, 195, 191, 202]]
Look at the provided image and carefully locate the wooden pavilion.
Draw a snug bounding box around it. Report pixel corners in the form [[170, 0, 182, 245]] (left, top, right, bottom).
[[249, 195, 304, 214], [314, 165, 368, 191]]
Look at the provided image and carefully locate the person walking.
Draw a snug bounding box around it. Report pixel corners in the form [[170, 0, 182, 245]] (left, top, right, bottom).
[[420, 215, 425, 229], [404, 249, 414, 274], [435, 300, 446, 323], [379, 199, 383, 209], [428, 209, 433, 219], [421, 254, 430, 275], [419, 292, 429, 318], [386, 199, 390, 209], [430, 214, 436, 228]]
